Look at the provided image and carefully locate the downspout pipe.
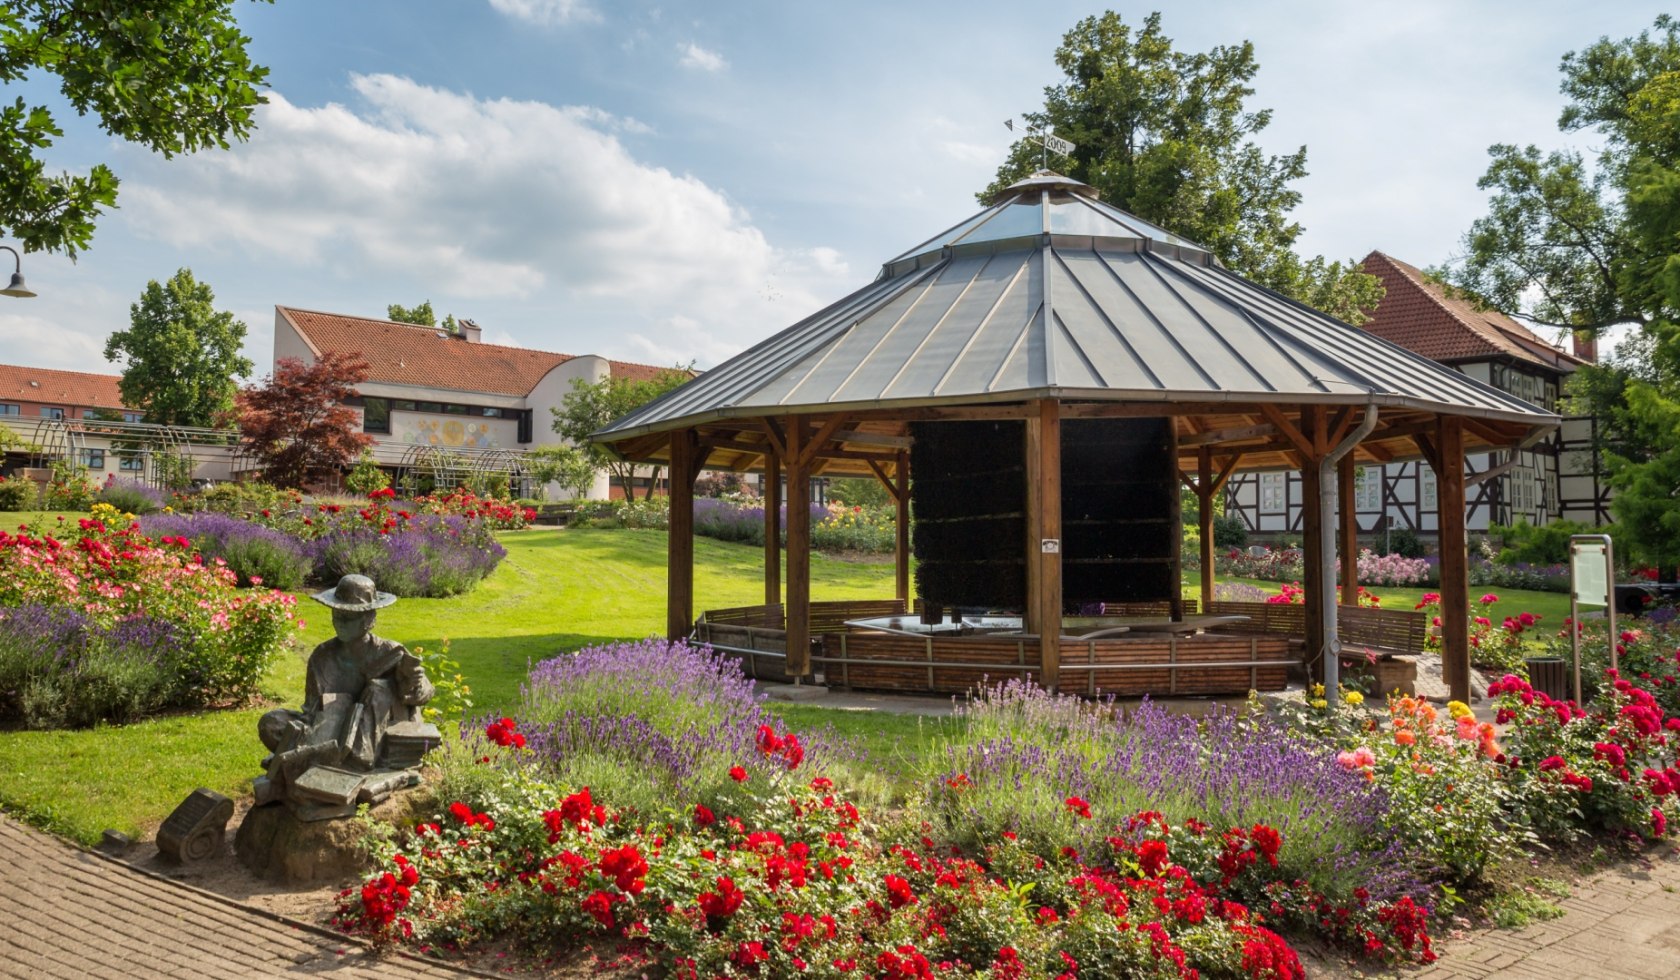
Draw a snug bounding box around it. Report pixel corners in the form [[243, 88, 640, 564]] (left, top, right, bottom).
[[1321, 402, 1379, 705]]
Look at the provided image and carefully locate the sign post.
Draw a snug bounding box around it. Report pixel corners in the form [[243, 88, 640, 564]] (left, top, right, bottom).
[[1568, 534, 1616, 704]]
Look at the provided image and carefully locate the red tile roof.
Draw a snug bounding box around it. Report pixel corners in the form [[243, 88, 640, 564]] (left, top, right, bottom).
[[0, 363, 129, 410], [1358, 252, 1583, 373], [278, 307, 676, 396]]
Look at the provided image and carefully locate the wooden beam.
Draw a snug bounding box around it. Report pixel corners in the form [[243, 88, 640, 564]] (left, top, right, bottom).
[[1176, 469, 1199, 493], [1198, 446, 1215, 606], [1259, 403, 1315, 458], [759, 418, 787, 460], [666, 428, 699, 641], [1338, 452, 1359, 607], [764, 448, 781, 607], [1024, 398, 1063, 692], [1181, 422, 1276, 448], [785, 418, 812, 677], [867, 458, 906, 503], [1437, 416, 1471, 703], [1299, 407, 1327, 686], [1326, 407, 1355, 452], [796, 413, 852, 468], [1414, 433, 1442, 476], [894, 450, 911, 604], [834, 429, 914, 450], [1211, 453, 1243, 494]]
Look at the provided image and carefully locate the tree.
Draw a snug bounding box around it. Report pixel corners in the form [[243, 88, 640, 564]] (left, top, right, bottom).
[[1444, 17, 1680, 571], [387, 300, 458, 334], [985, 11, 1382, 322], [523, 444, 597, 501], [235, 352, 373, 489], [103, 268, 253, 427], [550, 368, 693, 500], [0, 0, 269, 256]]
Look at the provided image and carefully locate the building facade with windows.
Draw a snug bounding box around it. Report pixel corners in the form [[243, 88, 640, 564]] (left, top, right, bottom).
[[274, 306, 676, 498], [0, 363, 237, 483], [1225, 251, 1607, 541]]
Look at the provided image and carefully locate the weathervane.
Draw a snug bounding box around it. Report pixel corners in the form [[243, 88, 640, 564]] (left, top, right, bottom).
[[1004, 119, 1076, 170]]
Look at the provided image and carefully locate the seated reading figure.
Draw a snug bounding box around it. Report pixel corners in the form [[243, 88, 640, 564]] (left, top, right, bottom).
[[255, 574, 435, 809]]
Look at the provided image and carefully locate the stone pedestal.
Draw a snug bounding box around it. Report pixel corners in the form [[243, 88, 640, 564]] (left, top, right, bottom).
[[234, 781, 433, 885]]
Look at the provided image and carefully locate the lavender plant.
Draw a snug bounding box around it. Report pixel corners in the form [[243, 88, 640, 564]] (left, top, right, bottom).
[[141, 511, 311, 589], [96, 477, 168, 515], [922, 681, 1418, 903], [0, 605, 183, 727], [309, 513, 504, 597]]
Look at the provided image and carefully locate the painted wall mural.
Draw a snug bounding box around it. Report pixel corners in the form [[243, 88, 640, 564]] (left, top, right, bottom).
[[394, 414, 513, 450]]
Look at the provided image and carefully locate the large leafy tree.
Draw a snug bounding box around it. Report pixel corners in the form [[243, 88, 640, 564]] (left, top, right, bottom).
[[551, 368, 693, 500], [1446, 17, 1680, 569], [234, 352, 373, 489], [985, 11, 1382, 323], [103, 268, 252, 427], [387, 300, 458, 334], [0, 0, 269, 256]]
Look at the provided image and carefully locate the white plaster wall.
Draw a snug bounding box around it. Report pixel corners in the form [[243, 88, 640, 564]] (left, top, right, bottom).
[[272, 309, 316, 365], [528, 355, 613, 499]]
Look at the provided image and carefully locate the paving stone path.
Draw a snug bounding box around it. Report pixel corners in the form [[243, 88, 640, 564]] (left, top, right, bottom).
[[0, 813, 476, 979]]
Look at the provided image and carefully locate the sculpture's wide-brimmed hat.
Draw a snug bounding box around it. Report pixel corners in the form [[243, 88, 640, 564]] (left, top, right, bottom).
[[312, 574, 397, 612]]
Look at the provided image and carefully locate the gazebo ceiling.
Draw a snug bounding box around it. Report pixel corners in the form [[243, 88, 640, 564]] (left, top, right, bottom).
[[595, 172, 1559, 476]]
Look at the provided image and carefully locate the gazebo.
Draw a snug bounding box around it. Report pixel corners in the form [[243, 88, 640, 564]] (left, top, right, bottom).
[[594, 173, 1559, 702]]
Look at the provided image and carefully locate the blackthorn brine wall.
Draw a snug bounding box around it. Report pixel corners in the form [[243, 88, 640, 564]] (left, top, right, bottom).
[[910, 417, 1177, 612]]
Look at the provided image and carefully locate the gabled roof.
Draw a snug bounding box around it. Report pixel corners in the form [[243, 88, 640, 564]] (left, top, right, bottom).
[[277, 307, 673, 397], [0, 363, 128, 409], [598, 174, 1557, 448], [1358, 252, 1584, 373]]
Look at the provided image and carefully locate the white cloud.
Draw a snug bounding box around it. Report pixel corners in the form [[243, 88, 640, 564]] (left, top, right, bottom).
[[487, 0, 599, 27], [677, 42, 727, 72], [120, 74, 852, 366]]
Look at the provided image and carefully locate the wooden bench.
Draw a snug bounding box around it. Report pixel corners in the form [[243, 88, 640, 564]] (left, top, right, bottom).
[[1098, 599, 1201, 617]]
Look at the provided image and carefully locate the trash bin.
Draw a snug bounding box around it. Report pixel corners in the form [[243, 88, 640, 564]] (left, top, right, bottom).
[[1524, 656, 1570, 703]]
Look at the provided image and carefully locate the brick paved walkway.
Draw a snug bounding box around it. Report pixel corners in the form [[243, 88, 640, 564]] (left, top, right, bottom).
[[0, 813, 475, 979]]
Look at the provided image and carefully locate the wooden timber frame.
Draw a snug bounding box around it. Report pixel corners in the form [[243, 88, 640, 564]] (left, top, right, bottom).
[[627, 397, 1532, 703]]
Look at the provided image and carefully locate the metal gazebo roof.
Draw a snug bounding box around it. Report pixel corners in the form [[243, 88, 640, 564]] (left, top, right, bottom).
[[596, 172, 1558, 469]]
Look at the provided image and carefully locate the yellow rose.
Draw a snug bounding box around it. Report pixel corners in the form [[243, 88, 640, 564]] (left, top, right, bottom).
[[1344, 690, 1365, 707], [1310, 683, 1326, 698], [1310, 698, 1329, 710], [1448, 700, 1472, 720]]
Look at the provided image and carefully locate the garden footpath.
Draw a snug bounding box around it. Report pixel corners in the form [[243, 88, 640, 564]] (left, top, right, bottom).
[[0, 812, 477, 979]]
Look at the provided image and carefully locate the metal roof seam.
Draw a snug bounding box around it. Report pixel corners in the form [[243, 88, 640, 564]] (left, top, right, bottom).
[[1131, 249, 1308, 394], [1050, 309, 1105, 387], [1037, 229, 1055, 391], [875, 250, 1001, 401], [1088, 250, 1220, 390], [1047, 247, 1163, 389], [931, 253, 1033, 397], [986, 303, 1041, 392]]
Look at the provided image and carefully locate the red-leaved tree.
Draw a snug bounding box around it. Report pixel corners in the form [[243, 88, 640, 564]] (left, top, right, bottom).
[[234, 352, 373, 489]]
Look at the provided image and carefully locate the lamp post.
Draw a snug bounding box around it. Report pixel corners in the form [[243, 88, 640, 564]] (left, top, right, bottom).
[[0, 245, 36, 298]]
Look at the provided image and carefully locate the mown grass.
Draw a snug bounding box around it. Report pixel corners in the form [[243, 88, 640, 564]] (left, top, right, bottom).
[[0, 517, 1584, 844]]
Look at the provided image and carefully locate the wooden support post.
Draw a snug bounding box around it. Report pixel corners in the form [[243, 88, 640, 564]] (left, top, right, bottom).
[[785, 419, 813, 678], [1338, 453, 1359, 606], [764, 449, 781, 607], [1024, 399, 1063, 692], [1198, 446, 1215, 606], [894, 450, 911, 605], [1299, 408, 1327, 686], [1437, 416, 1471, 703], [666, 428, 699, 642]]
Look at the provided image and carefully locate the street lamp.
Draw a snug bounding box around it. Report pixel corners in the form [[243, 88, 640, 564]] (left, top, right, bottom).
[[0, 245, 35, 298]]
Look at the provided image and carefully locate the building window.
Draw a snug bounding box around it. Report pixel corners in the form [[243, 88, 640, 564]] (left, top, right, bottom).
[[517, 410, 532, 443], [416, 401, 441, 413], [0, 403, 17, 416], [443, 403, 468, 415], [122, 411, 143, 423], [120, 456, 144, 472], [40, 407, 63, 420], [362, 397, 391, 434], [481, 407, 503, 418], [1259, 472, 1286, 513], [80, 448, 105, 470], [393, 400, 417, 412], [1352, 467, 1381, 510], [1420, 467, 1438, 511]]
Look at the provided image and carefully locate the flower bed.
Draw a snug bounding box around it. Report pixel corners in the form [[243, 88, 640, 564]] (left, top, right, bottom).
[[693, 496, 895, 554], [0, 516, 297, 727], [140, 489, 508, 598], [1208, 548, 1431, 587]]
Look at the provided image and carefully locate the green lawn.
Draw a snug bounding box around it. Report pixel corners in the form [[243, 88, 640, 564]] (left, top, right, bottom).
[[0, 527, 899, 843], [0, 522, 1581, 844]]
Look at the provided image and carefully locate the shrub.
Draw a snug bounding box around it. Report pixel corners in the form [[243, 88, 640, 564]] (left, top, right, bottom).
[[97, 476, 168, 516], [0, 518, 297, 726], [310, 512, 505, 597], [42, 459, 97, 510], [0, 475, 34, 511], [812, 502, 894, 553], [140, 511, 311, 590], [345, 452, 390, 496], [1387, 526, 1426, 559], [1211, 512, 1248, 548], [920, 681, 1417, 906], [1493, 519, 1596, 567]]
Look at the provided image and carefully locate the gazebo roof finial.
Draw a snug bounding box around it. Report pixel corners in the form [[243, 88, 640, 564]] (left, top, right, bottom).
[[989, 170, 1102, 205]]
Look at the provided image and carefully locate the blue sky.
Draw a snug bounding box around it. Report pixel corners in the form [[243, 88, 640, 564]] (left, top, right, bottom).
[[0, 1, 1667, 377]]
